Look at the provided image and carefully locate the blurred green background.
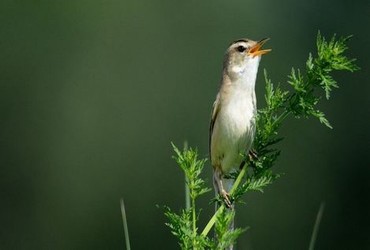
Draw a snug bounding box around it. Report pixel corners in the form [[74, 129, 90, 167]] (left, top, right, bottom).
[[1, 0, 369, 249]]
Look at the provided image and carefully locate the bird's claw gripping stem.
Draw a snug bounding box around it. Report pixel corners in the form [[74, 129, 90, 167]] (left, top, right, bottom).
[[220, 189, 232, 208], [248, 149, 258, 161]]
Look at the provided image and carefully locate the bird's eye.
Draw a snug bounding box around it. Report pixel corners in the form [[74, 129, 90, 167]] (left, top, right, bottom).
[[237, 46, 246, 52]]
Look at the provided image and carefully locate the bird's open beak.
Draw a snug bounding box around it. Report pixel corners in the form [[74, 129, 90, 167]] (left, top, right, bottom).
[[248, 38, 271, 57]]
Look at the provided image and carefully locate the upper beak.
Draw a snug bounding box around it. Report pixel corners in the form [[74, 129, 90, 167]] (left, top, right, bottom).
[[248, 38, 271, 57]]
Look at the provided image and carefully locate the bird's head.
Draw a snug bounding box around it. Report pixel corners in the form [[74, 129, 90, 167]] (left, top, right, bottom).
[[223, 38, 271, 80]]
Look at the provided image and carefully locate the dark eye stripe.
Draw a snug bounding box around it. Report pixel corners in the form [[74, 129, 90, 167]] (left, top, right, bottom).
[[234, 39, 248, 44]]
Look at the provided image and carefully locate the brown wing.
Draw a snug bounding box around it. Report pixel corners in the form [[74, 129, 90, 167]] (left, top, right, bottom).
[[209, 93, 220, 159]]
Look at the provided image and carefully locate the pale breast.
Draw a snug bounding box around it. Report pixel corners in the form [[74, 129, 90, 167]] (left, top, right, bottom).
[[211, 91, 256, 173]]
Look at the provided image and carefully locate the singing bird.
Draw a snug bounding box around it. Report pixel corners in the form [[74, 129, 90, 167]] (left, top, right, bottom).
[[209, 38, 271, 207]]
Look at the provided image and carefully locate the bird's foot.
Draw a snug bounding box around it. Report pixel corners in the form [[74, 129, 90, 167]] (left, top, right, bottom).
[[220, 190, 232, 208], [248, 149, 258, 161]]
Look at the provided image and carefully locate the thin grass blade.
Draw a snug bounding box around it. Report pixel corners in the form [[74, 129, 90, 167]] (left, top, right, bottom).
[[120, 198, 131, 250]]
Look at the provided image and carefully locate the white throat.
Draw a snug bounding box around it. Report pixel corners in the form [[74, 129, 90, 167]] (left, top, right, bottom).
[[230, 56, 261, 91]]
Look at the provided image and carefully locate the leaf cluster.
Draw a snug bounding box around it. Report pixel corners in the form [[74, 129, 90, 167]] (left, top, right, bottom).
[[172, 143, 211, 200], [287, 33, 359, 127], [238, 32, 359, 198], [214, 209, 245, 249], [165, 144, 213, 249], [166, 145, 245, 249], [165, 207, 211, 249]]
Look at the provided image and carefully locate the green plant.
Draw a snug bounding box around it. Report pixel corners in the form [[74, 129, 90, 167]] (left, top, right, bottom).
[[164, 32, 359, 249]]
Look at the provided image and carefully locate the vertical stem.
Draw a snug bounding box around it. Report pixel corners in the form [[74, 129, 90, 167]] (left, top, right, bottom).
[[191, 190, 197, 248], [184, 141, 191, 210], [309, 202, 325, 250], [192, 197, 196, 235], [185, 176, 190, 210], [120, 199, 131, 250]]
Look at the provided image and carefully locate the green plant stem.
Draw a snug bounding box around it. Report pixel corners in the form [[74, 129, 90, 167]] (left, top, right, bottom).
[[185, 175, 190, 210], [274, 110, 291, 127], [201, 162, 248, 236], [201, 203, 224, 237], [120, 199, 131, 250], [192, 197, 196, 237], [309, 202, 325, 250], [184, 141, 191, 210]]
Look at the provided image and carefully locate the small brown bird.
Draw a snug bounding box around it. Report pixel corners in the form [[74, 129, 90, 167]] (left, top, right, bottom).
[[209, 38, 271, 207]]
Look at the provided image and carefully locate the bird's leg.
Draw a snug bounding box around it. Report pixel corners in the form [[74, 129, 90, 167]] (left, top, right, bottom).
[[213, 168, 232, 208], [238, 150, 257, 171], [248, 149, 258, 161]]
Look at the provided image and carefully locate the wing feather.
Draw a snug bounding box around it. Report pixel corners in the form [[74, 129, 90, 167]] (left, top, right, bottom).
[[209, 93, 220, 159]]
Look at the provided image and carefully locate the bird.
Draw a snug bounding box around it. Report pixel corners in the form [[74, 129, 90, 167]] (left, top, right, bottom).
[[209, 38, 271, 208]]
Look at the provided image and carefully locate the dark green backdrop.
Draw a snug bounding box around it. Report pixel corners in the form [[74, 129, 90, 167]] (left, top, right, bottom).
[[1, 1, 369, 249]]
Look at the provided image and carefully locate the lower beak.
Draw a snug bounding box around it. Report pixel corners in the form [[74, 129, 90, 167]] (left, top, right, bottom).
[[248, 38, 271, 57]]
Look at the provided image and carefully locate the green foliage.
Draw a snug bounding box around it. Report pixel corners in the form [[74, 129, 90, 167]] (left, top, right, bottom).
[[251, 32, 359, 181], [164, 32, 358, 249], [166, 145, 245, 249], [233, 172, 278, 201], [172, 143, 211, 200], [214, 209, 246, 250], [165, 207, 211, 249], [165, 144, 212, 250], [288, 32, 359, 125]]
